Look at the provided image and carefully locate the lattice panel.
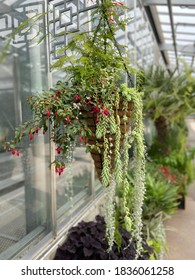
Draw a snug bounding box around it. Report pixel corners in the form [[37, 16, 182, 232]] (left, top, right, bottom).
[[0, 1, 99, 58], [48, 0, 99, 59], [0, 1, 45, 48]]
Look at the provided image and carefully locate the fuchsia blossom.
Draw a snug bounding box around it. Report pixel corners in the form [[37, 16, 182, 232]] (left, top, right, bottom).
[[75, 95, 81, 103], [56, 147, 62, 154], [46, 109, 51, 117], [55, 166, 65, 176], [102, 109, 109, 116], [55, 90, 61, 96], [91, 106, 100, 114], [86, 97, 91, 104], [29, 134, 33, 141], [11, 150, 20, 156], [95, 117, 99, 123]]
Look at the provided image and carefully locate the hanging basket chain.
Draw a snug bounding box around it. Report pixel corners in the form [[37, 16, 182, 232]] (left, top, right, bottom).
[[99, 0, 134, 88]]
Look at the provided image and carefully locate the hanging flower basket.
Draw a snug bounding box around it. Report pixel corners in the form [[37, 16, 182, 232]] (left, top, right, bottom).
[[81, 100, 134, 180]]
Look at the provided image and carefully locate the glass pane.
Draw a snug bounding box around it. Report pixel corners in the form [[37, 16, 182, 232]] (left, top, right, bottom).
[[47, 2, 103, 225], [0, 0, 51, 259]]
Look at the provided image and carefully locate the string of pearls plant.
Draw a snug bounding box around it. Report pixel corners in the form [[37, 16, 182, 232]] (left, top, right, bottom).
[[101, 84, 146, 256]]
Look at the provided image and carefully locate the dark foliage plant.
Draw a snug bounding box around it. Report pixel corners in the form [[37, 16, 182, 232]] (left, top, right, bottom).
[[54, 215, 152, 260]]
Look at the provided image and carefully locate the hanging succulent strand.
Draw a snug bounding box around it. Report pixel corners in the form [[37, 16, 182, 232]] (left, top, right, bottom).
[[114, 115, 123, 185], [120, 84, 146, 256], [104, 179, 116, 252], [131, 92, 146, 258], [122, 131, 132, 232], [102, 136, 111, 187]]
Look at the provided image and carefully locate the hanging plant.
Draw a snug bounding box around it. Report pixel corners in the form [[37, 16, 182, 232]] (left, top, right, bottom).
[[2, 0, 146, 257]]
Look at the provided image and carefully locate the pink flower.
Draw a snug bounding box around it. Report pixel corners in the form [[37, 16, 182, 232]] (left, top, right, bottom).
[[108, 17, 115, 23], [112, 1, 124, 6], [79, 136, 83, 142], [16, 151, 20, 157], [102, 109, 109, 116]]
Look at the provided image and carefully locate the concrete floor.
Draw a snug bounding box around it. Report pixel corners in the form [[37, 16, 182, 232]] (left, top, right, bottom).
[[164, 184, 195, 260]]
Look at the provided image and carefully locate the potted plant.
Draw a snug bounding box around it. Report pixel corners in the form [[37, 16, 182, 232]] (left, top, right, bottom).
[[2, 0, 146, 257]]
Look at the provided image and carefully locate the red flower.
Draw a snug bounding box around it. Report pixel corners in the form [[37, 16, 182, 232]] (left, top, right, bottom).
[[56, 147, 62, 154], [46, 109, 51, 117], [55, 165, 65, 176], [102, 109, 109, 116], [55, 110, 58, 116], [160, 165, 170, 176], [79, 136, 83, 142], [86, 97, 91, 104], [11, 150, 15, 155], [91, 106, 100, 114], [55, 90, 61, 96], [43, 130, 45, 135], [16, 151, 20, 157], [35, 128, 39, 134], [75, 95, 81, 103], [29, 134, 33, 141]]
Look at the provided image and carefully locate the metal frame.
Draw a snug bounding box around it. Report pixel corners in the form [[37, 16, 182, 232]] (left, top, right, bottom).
[[142, 0, 195, 6], [141, 0, 195, 72]]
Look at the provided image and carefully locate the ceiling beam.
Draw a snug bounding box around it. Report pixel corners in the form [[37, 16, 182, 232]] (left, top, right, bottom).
[[167, 0, 179, 70], [164, 30, 195, 36], [142, 0, 195, 6], [158, 12, 195, 17], [143, 5, 171, 71], [160, 43, 195, 55]]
